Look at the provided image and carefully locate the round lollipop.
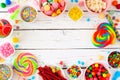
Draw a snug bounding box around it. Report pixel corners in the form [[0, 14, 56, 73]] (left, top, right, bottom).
[[0, 64, 13, 80], [108, 51, 120, 68], [85, 63, 111, 80], [0, 19, 12, 38], [92, 14, 116, 48], [13, 52, 38, 77]]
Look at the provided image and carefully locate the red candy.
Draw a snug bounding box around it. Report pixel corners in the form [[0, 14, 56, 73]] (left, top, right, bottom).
[[38, 65, 67, 80], [0, 19, 12, 38], [116, 4, 120, 9], [85, 63, 111, 80]]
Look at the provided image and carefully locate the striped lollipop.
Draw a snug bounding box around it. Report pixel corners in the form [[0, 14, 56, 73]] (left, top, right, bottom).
[[13, 52, 38, 77], [92, 14, 116, 48]]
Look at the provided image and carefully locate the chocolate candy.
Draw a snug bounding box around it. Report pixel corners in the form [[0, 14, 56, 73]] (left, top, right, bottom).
[[85, 63, 111, 80], [108, 51, 120, 68], [40, 0, 66, 17]]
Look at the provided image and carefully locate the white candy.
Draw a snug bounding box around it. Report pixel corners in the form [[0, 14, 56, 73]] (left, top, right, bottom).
[[86, 0, 107, 13]]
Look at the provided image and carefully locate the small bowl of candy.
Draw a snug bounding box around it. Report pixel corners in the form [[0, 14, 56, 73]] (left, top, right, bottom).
[[84, 0, 111, 14], [0, 19, 13, 39], [39, 0, 66, 17], [66, 64, 82, 80], [108, 51, 120, 69], [85, 62, 111, 80], [38, 65, 67, 80], [0, 42, 15, 60], [0, 64, 13, 80]]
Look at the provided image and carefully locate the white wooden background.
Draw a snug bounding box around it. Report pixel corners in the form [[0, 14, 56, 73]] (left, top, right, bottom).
[[0, 0, 120, 80]]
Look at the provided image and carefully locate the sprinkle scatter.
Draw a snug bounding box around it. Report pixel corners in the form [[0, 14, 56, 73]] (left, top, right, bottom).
[[0, 19, 12, 38], [21, 6, 37, 22], [40, 0, 66, 17], [0, 64, 12, 80], [38, 65, 67, 80], [67, 65, 82, 79], [108, 51, 120, 68], [0, 42, 14, 58], [85, 63, 111, 80], [13, 52, 38, 77]]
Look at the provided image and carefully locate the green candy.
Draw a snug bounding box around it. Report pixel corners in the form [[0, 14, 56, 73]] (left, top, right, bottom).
[[89, 74, 92, 78], [48, 0, 53, 3], [89, 66, 92, 70], [1, 3, 6, 8]]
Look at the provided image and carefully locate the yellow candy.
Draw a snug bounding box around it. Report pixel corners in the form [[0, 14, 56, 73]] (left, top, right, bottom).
[[95, 63, 99, 67], [98, 13, 105, 19], [0, 56, 5, 62], [68, 6, 83, 21], [56, 9, 61, 14], [54, 0, 58, 2], [52, 12, 57, 17], [102, 73, 107, 78], [44, 5, 50, 11], [12, 37, 19, 43]]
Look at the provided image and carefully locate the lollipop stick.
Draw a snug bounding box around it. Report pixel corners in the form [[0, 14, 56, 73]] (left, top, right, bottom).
[[106, 14, 114, 27]]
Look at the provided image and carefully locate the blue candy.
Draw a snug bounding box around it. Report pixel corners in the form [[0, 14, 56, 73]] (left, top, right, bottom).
[[112, 71, 120, 80], [5, 0, 12, 5]]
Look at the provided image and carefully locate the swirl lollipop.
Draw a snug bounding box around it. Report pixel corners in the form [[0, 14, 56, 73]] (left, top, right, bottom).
[[13, 52, 38, 77], [92, 14, 116, 48]]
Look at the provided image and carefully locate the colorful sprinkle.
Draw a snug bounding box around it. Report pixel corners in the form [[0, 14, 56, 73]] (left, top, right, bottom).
[[21, 6, 37, 22], [0, 64, 12, 80]]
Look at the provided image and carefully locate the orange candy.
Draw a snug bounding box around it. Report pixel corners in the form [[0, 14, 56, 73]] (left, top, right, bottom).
[[112, 0, 118, 6]]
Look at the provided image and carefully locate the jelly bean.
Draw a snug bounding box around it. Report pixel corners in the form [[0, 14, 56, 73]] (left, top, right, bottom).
[[44, 5, 50, 11]]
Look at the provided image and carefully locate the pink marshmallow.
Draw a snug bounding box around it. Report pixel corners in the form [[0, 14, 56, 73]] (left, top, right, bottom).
[[52, 2, 59, 9]]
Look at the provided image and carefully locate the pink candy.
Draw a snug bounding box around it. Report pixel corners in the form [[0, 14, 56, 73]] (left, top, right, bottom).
[[52, 2, 59, 9], [0, 42, 14, 58], [40, 0, 66, 17], [8, 5, 20, 13]]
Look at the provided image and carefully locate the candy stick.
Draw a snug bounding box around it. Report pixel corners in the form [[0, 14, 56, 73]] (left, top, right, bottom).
[[10, 9, 20, 20], [8, 5, 20, 13]]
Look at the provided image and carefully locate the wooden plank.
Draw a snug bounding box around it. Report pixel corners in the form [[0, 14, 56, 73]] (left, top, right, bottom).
[[0, 11, 120, 29], [8, 49, 115, 79], [10, 30, 120, 49]]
